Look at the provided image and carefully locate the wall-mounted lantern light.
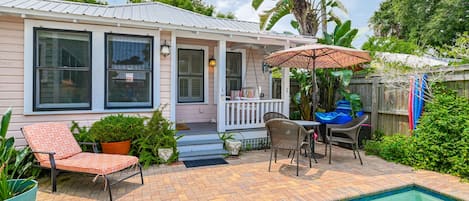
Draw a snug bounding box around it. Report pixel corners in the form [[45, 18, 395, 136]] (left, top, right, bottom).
[[209, 57, 216, 67], [160, 40, 170, 57]]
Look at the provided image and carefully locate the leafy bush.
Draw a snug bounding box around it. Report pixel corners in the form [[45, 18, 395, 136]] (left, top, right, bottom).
[[411, 86, 469, 179], [131, 108, 181, 167], [90, 114, 145, 143], [364, 134, 412, 164], [70, 121, 95, 152], [364, 86, 469, 180]]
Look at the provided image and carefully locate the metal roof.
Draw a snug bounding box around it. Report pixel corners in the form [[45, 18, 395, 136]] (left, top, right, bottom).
[[0, 0, 261, 33]]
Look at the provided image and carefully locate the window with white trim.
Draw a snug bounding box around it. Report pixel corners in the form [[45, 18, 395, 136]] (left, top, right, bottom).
[[105, 34, 153, 108], [178, 49, 204, 103], [34, 28, 91, 111], [226, 52, 242, 96]]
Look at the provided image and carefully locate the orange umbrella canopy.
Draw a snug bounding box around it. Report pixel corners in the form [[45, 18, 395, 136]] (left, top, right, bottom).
[[264, 44, 371, 69]]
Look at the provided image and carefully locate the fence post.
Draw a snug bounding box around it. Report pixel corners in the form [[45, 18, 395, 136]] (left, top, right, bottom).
[[371, 77, 379, 135]]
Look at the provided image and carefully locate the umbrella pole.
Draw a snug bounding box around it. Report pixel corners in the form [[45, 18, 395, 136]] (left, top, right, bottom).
[[312, 58, 318, 121]]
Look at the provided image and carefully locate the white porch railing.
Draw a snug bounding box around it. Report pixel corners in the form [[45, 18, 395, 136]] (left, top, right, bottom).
[[225, 99, 284, 130]]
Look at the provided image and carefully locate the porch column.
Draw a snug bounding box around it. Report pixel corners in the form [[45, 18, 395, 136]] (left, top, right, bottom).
[[217, 40, 227, 132], [281, 42, 290, 117]]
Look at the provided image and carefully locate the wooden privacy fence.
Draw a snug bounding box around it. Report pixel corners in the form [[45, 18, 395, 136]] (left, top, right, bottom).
[[349, 65, 469, 135]]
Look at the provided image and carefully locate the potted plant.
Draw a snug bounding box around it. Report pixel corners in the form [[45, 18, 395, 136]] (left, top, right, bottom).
[[219, 133, 241, 156], [90, 114, 144, 155], [0, 108, 38, 201], [131, 107, 182, 167]]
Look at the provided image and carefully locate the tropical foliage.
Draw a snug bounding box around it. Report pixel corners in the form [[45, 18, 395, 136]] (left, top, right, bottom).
[[370, 0, 468, 47], [251, 0, 347, 36], [0, 109, 36, 200], [291, 69, 313, 120], [318, 20, 357, 48], [131, 107, 182, 167], [316, 20, 360, 112]]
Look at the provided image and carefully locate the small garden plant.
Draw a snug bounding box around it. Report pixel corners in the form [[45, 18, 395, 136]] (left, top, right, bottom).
[[131, 107, 182, 167]]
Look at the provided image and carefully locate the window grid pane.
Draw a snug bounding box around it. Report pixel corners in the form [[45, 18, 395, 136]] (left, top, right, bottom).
[[226, 52, 242, 96], [34, 29, 91, 111], [106, 34, 153, 108], [178, 49, 204, 103]]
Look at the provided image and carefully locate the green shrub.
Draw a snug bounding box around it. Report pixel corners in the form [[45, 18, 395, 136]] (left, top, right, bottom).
[[364, 134, 412, 164], [412, 86, 469, 179], [378, 134, 412, 164], [363, 140, 381, 156], [131, 108, 181, 167], [364, 86, 469, 180], [70, 121, 95, 151], [90, 114, 145, 143]]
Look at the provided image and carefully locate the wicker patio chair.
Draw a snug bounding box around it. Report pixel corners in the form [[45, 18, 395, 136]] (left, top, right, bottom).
[[21, 122, 144, 201], [263, 112, 288, 152], [325, 115, 369, 165], [265, 119, 313, 176]]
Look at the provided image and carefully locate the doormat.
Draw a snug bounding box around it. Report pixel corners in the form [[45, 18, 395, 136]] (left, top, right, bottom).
[[183, 158, 228, 168], [176, 123, 190, 130]]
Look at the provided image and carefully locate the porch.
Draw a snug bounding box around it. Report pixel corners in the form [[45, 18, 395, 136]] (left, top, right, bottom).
[[172, 36, 292, 133]]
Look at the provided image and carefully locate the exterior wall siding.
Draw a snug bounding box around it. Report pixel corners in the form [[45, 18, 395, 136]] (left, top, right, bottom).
[[0, 17, 171, 147], [0, 16, 273, 145]]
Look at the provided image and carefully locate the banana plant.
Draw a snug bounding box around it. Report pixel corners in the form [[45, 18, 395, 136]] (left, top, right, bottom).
[[0, 108, 35, 200], [316, 20, 359, 112], [252, 0, 347, 36], [331, 70, 363, 117], [291, 69, 313, 120]]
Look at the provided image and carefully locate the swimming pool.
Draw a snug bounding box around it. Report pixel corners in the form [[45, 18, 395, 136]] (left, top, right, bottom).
[[347, 185, 460, 201]]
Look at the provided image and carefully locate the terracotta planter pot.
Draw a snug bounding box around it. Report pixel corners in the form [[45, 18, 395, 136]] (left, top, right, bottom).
[[101, 140, 131, 155]]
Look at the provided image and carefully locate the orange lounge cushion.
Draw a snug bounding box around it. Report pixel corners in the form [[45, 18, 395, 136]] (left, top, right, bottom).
[[23, 123, 82, 163], [41, 152, 139, 175]]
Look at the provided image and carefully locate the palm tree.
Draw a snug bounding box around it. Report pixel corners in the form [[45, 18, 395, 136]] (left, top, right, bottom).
[[251, 0, 347, 36]]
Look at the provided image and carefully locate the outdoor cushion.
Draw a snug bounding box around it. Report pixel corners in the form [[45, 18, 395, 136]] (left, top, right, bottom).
[[40, 152, 139, 175], [23, 122, 82, 163]]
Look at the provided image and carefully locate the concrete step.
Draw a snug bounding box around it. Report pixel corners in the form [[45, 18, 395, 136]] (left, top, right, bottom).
[[177, 133, 220, 141], [177, 142, 223, 153], [177, 139, 223, 146], [179, 149, 228, 161]]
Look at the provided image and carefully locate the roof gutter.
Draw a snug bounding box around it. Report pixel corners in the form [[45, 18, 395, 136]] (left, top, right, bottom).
[[0, 7, 316, 44]]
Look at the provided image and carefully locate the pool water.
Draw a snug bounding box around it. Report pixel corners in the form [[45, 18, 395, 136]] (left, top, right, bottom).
[[348, 185, 459, 201]]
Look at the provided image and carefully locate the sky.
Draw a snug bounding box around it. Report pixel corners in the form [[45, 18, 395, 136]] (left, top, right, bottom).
[[107, 0, 383, 48]]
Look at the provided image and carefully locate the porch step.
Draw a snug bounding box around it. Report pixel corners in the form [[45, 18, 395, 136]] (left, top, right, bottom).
[[178, 149, 228, 161], [177, 139, 223, 146]]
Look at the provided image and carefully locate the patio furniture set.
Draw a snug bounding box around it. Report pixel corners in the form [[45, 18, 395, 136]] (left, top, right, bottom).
[[263, 112, 369, 176]]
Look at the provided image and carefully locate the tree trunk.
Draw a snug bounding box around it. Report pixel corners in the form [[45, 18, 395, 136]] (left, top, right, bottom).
[[291, 0, 319, 36], [321, 0, 327, 33]]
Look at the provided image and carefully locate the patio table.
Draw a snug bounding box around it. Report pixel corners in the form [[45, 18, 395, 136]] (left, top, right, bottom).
[[292, 120, 324, 159]]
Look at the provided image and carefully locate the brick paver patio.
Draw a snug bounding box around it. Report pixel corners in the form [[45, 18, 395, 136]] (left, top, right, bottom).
[[37, 144, 469, 201]]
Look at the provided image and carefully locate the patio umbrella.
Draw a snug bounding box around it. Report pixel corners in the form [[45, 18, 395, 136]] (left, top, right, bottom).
[[264, 44, 371, 120]]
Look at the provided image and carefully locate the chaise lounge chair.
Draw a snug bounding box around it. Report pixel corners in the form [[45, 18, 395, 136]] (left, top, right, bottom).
[[21, 122, 144, 201]]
